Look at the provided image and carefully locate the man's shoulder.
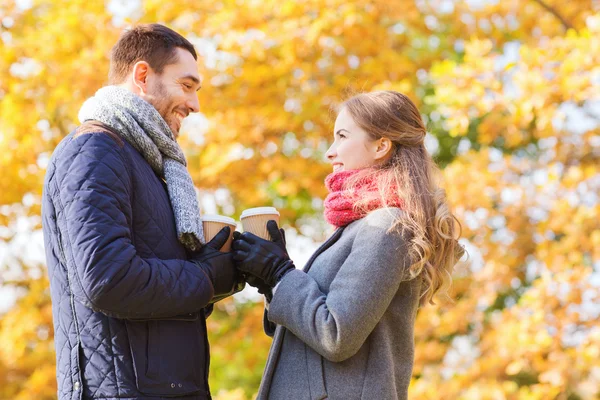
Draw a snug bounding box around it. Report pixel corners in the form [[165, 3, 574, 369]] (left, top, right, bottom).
[[61, 122, 127, 159], [73, 121, 124, 147], [49, 122, 130, 181]]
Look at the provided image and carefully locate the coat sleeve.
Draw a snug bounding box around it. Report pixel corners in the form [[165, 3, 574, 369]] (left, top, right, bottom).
[[267, 208, 414, 362], [263, 308, 276, 337], [54, 133, 214, 319]]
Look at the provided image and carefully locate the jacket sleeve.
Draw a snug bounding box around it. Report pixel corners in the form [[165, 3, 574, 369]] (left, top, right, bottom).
[[54, 133, 214, 319], [267, 208, 414, 362]]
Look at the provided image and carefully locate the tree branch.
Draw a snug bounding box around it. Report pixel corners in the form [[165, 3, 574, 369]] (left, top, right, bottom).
[[531, 0, 575, 31]]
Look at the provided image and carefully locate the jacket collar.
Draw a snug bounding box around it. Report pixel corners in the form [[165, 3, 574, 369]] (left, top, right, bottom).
[[302, 227, 345, 273]]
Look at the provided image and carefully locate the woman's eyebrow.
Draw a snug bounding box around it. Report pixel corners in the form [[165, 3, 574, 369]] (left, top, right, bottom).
[[335, 129, 351, 135]]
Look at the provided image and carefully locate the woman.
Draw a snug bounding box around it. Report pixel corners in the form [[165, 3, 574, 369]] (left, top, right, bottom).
[[233, 91, 463, 400]]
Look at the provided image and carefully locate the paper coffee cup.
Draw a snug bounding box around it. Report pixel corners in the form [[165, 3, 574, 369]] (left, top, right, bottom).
[[201, 215, 237, 252], [240, 207, 280, 240]]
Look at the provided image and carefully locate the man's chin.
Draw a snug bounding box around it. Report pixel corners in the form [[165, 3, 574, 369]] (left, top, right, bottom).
[[169, 125, 180, 140], [161, 116, 180, 139]]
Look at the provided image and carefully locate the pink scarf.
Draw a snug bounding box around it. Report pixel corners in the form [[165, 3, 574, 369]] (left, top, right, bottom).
[[323, 169, 403, 228]]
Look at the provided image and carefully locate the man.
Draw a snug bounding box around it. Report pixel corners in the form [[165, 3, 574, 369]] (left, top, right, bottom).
[[42, 24, 238, 400]]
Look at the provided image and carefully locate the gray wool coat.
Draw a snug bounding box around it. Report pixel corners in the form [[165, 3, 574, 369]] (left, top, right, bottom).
[[257, 207, 422, 400]]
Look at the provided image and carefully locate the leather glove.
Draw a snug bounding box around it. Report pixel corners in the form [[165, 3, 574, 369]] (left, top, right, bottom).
[[232, 220, 295, 288], [191, 226, 244, 301], [233, 231, 273, 301]]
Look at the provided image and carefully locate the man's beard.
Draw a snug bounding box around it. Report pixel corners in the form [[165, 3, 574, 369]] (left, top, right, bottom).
[[148, 80, 171, 122]]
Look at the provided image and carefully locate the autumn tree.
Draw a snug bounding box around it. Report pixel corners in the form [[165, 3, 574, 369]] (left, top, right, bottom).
[[0, 0, 598, 399]]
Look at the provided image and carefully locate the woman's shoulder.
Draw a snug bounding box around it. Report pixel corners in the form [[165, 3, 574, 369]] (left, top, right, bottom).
[[362, 207, 404, 228], [342, 207, 407, 242], [342, 207, 412, 261]]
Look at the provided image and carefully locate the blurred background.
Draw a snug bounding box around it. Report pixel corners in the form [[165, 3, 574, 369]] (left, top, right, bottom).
[[1, 0, 599, 399]]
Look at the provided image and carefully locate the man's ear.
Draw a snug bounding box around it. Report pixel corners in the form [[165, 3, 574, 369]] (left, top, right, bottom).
[[374, 137, 393, 161], [131, 61, 150, 95]]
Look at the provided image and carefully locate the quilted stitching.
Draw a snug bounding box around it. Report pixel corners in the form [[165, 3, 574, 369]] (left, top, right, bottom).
[[42, 131, 213, 400]]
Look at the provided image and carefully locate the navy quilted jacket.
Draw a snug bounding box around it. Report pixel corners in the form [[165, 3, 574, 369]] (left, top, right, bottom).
[[42, 126, 215, 400]]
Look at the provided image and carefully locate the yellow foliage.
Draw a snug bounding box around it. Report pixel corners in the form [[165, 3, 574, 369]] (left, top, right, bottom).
[[0, 0, 599, 399]]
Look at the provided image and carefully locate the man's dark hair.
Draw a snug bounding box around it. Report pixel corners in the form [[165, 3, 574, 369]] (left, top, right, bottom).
[[108, 23, 197, 84]]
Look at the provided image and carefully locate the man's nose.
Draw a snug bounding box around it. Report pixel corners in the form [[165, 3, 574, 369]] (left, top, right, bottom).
[[187, 94, 200, 113]]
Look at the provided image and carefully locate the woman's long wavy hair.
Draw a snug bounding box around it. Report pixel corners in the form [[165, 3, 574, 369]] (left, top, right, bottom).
[[341, 91, 464, 305]]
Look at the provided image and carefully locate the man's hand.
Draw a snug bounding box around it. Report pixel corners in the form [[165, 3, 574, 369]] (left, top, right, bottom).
[[191, 226, 240, 298]]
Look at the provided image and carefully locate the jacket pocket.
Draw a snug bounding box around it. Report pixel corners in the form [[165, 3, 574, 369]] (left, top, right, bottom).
[[305, 345, 328, 400], [70, 343, 83, 400], [125, 319, 207, 397]]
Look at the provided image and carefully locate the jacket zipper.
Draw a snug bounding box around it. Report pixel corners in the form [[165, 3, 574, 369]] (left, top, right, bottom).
[[202, 308, 212, 399], [56, 226, 84, 400]]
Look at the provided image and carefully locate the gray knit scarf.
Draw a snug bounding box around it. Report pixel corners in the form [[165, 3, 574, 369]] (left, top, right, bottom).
[[78, 85, 205, 251]]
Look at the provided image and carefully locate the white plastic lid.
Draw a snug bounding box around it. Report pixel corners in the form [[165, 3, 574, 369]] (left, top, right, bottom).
[[201, 214, 237, 225], [240, 207, 280, 218]]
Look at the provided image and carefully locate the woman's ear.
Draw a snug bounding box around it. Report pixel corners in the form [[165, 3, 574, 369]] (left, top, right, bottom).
[[374, 138, 393, 161], [131, 61, 150, 95]]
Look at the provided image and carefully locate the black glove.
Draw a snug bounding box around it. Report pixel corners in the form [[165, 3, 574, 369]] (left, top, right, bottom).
[[191, 226, 244, 300], [232, 220, 295, 288], [233, 231, 273, 301]]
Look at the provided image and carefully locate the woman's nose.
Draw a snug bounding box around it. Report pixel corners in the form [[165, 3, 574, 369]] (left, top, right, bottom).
[[325, 144, 336, 162]]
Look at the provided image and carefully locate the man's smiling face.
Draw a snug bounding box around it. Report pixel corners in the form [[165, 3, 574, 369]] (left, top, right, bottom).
[[144, 47, 201, 139]]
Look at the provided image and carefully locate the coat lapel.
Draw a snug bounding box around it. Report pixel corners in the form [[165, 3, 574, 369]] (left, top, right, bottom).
[[302, 227, 345, 273], [258, 227, 346, 399]]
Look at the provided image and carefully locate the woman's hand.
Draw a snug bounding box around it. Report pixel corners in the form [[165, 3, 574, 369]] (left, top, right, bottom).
[[232, 220, 295, 288]]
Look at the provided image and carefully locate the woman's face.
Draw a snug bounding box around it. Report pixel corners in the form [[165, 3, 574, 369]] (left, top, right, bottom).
[[325, 107, 379, 172]]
